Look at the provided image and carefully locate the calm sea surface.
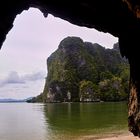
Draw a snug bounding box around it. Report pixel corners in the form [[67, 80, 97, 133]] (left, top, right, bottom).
[[0, 102, 128, 140]]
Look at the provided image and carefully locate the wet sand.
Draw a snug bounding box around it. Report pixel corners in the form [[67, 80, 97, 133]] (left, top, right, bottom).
[[99, 134, 139, 140], [78, 132, 139, 140]]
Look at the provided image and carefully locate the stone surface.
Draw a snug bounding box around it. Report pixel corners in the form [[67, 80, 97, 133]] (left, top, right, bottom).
[[0, 0, 140, 136]]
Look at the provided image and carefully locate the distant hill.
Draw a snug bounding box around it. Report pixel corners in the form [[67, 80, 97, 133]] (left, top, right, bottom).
[[31, 37, 129, 103], [0, 97, 33, 103]]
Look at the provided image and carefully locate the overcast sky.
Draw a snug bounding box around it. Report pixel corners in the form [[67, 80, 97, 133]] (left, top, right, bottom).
[[0, 8, 118, 99]]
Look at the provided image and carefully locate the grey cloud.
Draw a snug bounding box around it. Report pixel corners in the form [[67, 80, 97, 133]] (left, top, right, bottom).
[[0, 71, 46, 87], [0, 71, 25, 87], [22, 71, 46, 81], [5, 71, 25, 84]]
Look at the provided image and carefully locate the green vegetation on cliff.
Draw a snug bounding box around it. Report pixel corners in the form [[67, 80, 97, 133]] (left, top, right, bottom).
[[32, 37, 129, 102]]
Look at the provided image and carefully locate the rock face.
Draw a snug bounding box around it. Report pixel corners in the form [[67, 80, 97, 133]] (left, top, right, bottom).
[[1, 0, 140, 136], [0, 0, 139, 46], [35, 37, 129, 103]]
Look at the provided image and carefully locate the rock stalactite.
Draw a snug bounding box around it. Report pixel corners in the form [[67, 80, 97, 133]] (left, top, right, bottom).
[[0, 0, 140, 136]]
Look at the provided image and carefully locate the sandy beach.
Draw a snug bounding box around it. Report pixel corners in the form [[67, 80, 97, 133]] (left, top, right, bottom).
[[78, 132, 139, 140], [99, 134, 139, 140]]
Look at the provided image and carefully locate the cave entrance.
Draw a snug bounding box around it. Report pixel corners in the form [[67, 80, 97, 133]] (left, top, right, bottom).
[[0, 8, 118, 101], [0, 7, 132, 140]]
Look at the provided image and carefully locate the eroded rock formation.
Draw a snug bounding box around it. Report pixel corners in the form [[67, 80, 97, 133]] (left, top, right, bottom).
[[0, 0, 140, 136], [36, 37, 129, 103]]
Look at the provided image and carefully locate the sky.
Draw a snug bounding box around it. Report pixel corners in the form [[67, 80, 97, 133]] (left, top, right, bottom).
[[0, 8, 118, 99]]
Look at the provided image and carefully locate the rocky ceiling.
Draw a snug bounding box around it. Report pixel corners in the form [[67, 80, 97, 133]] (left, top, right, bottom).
[[1, 0, 140, 137]]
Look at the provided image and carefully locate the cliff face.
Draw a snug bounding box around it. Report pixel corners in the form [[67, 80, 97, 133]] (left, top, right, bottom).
[[35, 37, 129, 103]]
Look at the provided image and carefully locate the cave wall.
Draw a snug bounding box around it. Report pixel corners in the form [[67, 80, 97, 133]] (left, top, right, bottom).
[[1, 0, 140, 136], [0, 0, 137, 48]]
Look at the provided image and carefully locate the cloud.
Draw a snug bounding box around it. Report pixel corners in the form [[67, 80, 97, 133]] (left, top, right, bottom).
[[5, 71, 25, 83], [0, 71, 25, 87], [0, 71, 46, 87], [22, 71, 46, 81]]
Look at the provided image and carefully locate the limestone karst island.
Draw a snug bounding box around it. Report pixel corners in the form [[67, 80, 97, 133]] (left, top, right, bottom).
[[29, 36, 129, 103]]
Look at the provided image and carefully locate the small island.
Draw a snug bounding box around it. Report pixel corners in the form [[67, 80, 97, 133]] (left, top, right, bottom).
[[30, 37, 129, 103]]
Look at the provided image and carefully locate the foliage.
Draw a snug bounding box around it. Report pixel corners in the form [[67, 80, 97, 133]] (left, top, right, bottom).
[[99, 77, 128, 101], [79, 80, 99, 101], [32, 37, 129, 102]]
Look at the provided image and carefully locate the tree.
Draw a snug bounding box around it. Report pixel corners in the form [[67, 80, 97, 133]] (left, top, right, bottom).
[[99, 76, 128, 101], [79, 80, 99, 101]]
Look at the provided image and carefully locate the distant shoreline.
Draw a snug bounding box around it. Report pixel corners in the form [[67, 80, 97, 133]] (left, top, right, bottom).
[[0, 101, 26, 103]]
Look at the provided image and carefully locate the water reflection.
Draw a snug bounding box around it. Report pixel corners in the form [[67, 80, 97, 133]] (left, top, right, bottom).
[[44, 103, 81, 130], [43, 102, 128, 139], [0, 102, 128, 140], [0, 103, 46, 140]]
